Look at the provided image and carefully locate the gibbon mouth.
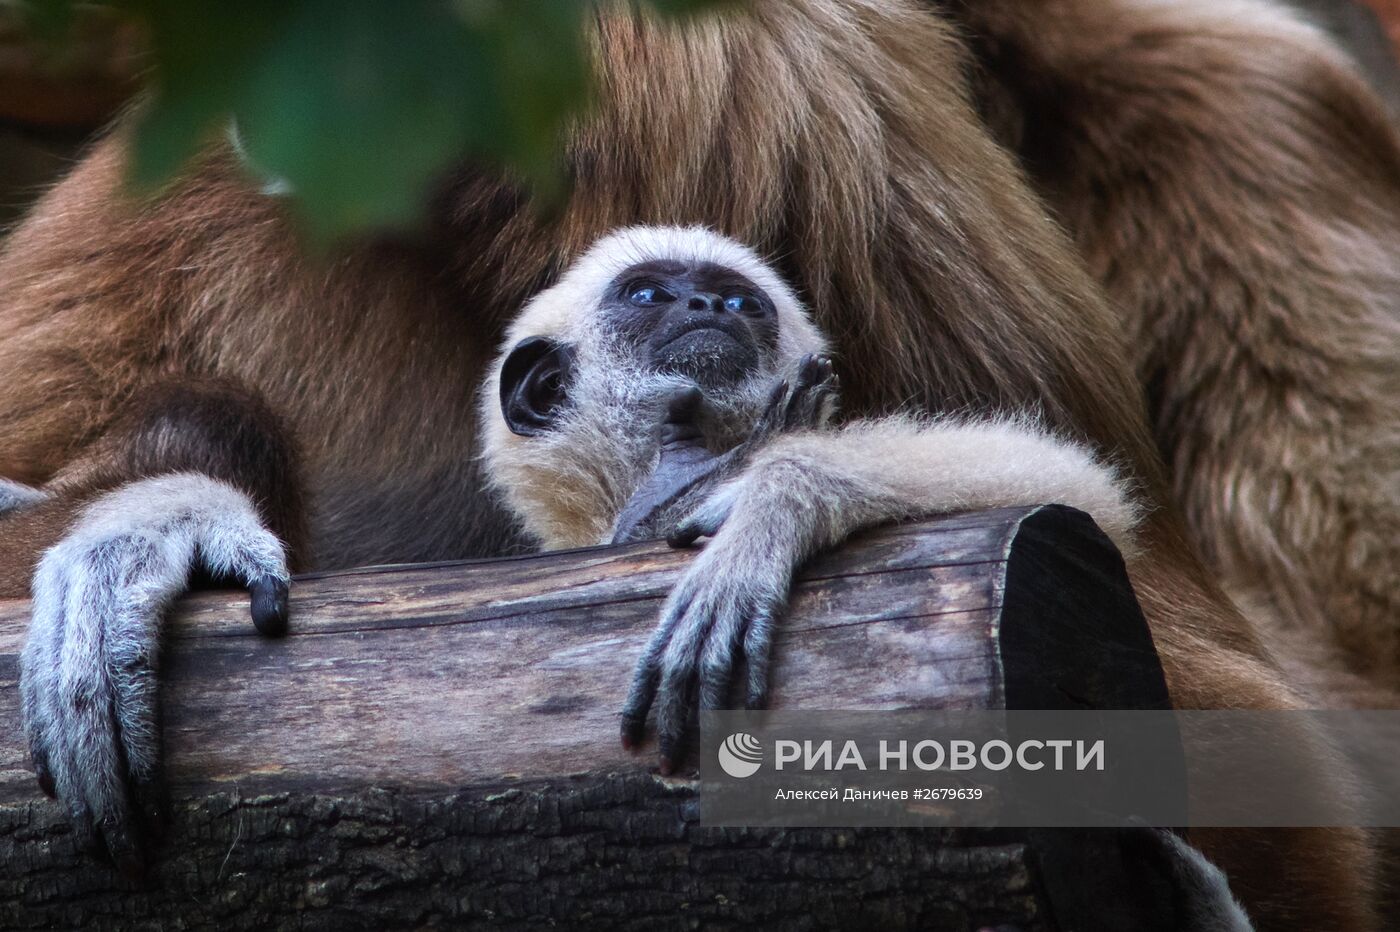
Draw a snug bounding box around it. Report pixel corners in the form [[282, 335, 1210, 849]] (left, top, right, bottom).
[[655, 319, 748, 353], [654, 326, 759, 385]]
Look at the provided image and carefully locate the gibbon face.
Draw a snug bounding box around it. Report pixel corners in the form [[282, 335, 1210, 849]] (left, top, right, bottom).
[[601, 259, 781, 387], [481, 226, 827, 547], [498, 254, 786, 438]]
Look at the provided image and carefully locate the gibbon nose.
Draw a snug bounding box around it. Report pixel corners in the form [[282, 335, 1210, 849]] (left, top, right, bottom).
[[687, 293, 724, 313]]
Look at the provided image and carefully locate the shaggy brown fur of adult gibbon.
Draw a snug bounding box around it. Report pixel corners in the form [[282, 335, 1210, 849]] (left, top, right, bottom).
[[1, 1, 1397, 927]]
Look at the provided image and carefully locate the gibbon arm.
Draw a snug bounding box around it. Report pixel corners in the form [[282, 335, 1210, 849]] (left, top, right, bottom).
[[5, 379, 305, 872], [621, 413, 1138, 769]]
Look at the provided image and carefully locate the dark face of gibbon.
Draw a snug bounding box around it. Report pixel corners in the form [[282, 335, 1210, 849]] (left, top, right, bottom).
[[499, 261, 780, 437], [601, 260, 780, 383]]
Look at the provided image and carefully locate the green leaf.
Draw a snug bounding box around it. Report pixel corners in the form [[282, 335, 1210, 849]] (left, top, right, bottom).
[[10, 0, 82, 42], [48, 0, 733, 244]]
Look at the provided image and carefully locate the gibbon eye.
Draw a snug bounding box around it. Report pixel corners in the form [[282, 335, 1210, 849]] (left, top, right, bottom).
[[627, 281, 676, 307], [724, 294, 764, 316]]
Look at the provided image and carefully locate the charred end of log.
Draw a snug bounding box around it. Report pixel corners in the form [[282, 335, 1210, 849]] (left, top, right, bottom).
[[1000, 506, 1188, 932]]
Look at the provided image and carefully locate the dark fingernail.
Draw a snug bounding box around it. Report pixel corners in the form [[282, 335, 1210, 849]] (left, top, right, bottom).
[[69, 806, 100, 858], [250, 576, 289, 636], [98, 811, 146, 878], [667, 527, 700, 548], [621, 717, 645, 750], [658, 735, 678, 770]]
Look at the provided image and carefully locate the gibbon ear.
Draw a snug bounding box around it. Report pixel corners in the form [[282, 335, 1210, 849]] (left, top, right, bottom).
[[499, 336, 576, 436]]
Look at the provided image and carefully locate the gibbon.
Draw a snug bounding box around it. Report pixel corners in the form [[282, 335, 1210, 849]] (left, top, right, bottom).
[[481, 224, 1251, 931], [1, 1, 1395, 926], [481, 225, 1138, 757]]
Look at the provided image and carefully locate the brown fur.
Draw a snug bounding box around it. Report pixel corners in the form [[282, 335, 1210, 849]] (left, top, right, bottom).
[[948, 0, 1400, 697], [0, 378, 306, 597], [0, 0, 1396, 926]]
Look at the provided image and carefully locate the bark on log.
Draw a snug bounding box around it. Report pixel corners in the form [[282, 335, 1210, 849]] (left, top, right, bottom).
[[0, 505, 1173, 931]]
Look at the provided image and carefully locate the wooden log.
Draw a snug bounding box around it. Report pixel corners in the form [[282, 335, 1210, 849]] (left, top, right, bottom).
[[0, 505, 1174, 931]]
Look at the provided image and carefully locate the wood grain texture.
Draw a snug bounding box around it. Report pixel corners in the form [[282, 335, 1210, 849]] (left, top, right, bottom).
[[0, 505, 1171, 930]]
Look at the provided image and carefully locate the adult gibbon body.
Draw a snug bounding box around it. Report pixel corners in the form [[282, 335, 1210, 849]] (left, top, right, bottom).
[[0, 0, 1396, 926]]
